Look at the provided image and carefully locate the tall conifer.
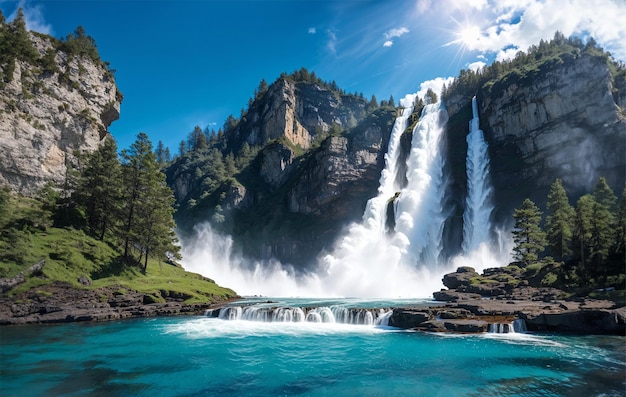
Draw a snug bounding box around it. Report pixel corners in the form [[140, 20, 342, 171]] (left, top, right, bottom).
[[545, 179, 574, 261], [512, 198, 546, 265]]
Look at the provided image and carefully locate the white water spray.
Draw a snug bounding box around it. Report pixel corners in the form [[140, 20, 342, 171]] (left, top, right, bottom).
[[394, 102, 449, 266], [462, 96, 493, 254]]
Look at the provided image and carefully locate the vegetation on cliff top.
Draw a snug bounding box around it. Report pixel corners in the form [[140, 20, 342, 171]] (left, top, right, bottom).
[[442, 31, 625, 103], [0, 7, 119, 98]]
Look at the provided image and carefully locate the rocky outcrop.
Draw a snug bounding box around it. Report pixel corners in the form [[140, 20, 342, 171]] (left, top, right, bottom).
[[423, 266, 626, 335], [231, 79, 365, 151], [0, 33, 122, 196], [0, 259, 45, 293], [0, 281, 234, 325]]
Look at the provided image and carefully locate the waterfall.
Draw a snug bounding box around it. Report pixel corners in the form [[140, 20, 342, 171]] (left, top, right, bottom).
[[462, 96, 494, 254], [362, 97, 416, 233], [210, 304, 393, 326], [488, 319, 527, 334], [182, 81, 509, 297], [394, 101, 449, 266]]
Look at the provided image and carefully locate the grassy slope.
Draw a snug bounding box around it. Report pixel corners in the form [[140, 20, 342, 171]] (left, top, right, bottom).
[[0, 196, 237, 304]]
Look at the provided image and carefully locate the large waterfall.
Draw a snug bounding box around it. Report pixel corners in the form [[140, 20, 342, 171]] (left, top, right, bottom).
[[362, 95, 416, 233], [394, 101, 449, 266], [462, 96, 494, 253], [182, 87, 510, 297]]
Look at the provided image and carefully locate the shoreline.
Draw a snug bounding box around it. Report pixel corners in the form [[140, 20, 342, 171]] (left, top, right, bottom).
[[0, 281, 241, 326], [1, 281, 624, 335]]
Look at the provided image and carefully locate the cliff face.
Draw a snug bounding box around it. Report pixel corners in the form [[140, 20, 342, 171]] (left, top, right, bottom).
[[446, 52, 625, 225], [168, 78, 394, 268], [231, 78, 365, 151], [0, 33, 121, 196]]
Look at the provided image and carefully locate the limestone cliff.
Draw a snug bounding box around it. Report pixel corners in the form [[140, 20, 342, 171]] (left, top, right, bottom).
[[0, 32, 122, 196]]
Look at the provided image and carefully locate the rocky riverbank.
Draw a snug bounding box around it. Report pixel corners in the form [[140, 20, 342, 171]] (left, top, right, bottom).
[[388, 266, 625, 335], [0, 281, 238, 325]]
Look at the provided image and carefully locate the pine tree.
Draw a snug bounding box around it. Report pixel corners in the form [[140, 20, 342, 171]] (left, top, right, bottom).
[[155, 140, 168, 165], [589, 177, 617, 274], [545, 179, 574, 261], [593, 177, 618, 213], [188, 125, 208, 151], [617, 186, 626, 263], [178, 140, 187, 157], [119, 132, 179, 269], [573, 194, 594, 278], [512, 198, 546, 265], [77, 136, 122, 240]]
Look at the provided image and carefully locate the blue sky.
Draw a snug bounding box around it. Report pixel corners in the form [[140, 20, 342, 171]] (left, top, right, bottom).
[[2, 0, 625, 152]]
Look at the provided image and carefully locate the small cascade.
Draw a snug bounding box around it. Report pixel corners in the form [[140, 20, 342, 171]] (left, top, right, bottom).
[[209, 305, 393, 326], [488, 319, 527, 334], [462, 96, 494, 254], [374, 309, 393, 326]]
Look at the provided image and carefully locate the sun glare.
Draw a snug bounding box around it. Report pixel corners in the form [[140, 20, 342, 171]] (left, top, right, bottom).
[[457, 25, 481, 49]]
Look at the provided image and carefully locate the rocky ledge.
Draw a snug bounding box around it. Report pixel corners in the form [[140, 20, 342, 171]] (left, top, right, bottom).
[[388, 266, 625, 335], [0, 281, 235, 325]]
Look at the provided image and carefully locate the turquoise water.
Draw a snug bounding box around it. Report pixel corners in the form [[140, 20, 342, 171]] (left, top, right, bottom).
[[1, 308, 624, 396]]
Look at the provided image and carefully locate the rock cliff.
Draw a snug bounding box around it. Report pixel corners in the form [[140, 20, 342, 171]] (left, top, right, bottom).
[[445, 51, 625, 226], [0, 32, 122, 196], [168, 76, 394, 268]]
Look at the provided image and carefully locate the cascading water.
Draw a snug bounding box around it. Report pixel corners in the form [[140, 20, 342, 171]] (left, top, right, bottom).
[[394, 101, 449, 266], [462, 96, 494, 254], [210, 304, 392, 326], [488, 319, 527, 333], [362, 96, 416, 233]]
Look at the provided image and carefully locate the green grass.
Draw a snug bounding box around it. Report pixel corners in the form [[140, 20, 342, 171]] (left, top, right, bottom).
[[0, 195, 237, 304]]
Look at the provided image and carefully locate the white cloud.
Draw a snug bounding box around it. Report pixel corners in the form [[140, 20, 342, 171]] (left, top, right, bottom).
[[384, 27, 409, 39], [467, 60, 486, 71], [308, 27, 316, 34], [383, 40, 394, 47], [326, 30, 337, 55], [454, 0, 626, 62], [496, 47, 519, 62], [7, 0, 53, 35], [416, 76, 456, 100]]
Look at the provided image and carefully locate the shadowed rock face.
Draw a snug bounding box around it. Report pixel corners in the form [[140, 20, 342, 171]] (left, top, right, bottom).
[[0, 33, 122, 196]]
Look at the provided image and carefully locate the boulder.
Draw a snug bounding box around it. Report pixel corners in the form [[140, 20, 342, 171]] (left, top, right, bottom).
[[388, 308, 431, 329], [442, 268, 479, 289]]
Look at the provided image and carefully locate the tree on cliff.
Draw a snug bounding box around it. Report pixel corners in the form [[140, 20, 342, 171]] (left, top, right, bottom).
[[512, 198, 546, 265], [545, 179, 575, 261], [0, 7, 39, 83]]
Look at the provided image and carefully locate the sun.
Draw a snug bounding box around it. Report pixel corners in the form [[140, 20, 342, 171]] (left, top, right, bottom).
[[443, 15, 484, 53], [457, 24, 482, 50]]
